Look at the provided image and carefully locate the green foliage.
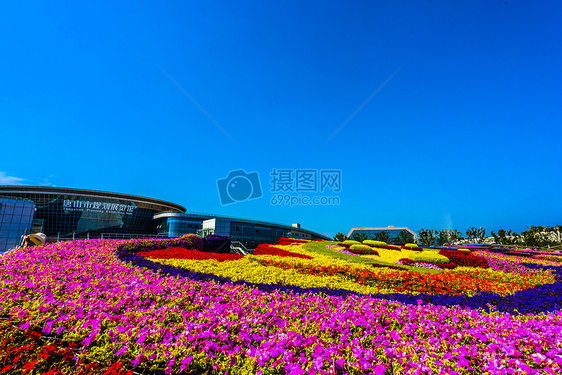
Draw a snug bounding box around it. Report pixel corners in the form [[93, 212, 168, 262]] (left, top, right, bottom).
[[373, 231, 393, 244], [342, 240, 361, 245], [332, 232, 350, 242], [394, 230, 415, 244], [405, 243, 418, 248], [465, 227, 487, 243], [488, 225, 561, 248], [436, 229, 464, 246], [363, 240, 387, 247], [417, 229, 436, 246], [407, 252, 451, 264], [521, 226, 560, 248], [351, 232, 370, 242], [491, 229, 521, 246], [350, 244, 375, 252]]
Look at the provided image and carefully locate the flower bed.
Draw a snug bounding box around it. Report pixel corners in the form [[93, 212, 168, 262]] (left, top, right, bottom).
[[0, 319, 132, 375], [1, 239, 562, 374], [254, 243, 313, 259], [398, 258, 457, 270], [274, 237, 309, 246], [139, 247, 244, 262], [401, 245, 423, 251], [348, 244, 379, 255], [347, 248, 380, 256], [371, 244, 402, 251], [439, 249, 489, 268], [118, 234, 203, 253], [407, 251, 451, 264]]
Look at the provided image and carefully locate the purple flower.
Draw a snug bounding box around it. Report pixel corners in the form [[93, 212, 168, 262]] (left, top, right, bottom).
[[115, 344, 128, 356]]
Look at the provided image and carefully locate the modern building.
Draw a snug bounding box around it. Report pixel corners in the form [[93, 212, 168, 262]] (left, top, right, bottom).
[[347, 226, 417, 242], [153, 212, 329, 249], [0, 197, 36, 252], [0, 185, 329, 251], [0, 186, 185, 246]]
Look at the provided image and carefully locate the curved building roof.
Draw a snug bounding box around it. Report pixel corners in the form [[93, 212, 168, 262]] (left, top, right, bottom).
[[0, 185, 186, 213]]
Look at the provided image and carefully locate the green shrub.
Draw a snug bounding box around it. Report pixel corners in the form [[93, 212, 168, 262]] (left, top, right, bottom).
[[343, 240, 361, 246], [363, 240, 387, 247], [405, 243, 418, 248], [350, 244, 375, 252], [407, 252, 450, 264]]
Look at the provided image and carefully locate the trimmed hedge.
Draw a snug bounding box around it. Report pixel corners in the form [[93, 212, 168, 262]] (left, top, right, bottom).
[[342, 240, 361, 246], [350, 244, 375, 251], [407, 252, 451, 264], [348, 244, 379, 256]]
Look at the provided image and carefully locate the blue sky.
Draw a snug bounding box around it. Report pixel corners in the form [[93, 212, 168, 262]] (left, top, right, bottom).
[[1, 1, 561, 238]]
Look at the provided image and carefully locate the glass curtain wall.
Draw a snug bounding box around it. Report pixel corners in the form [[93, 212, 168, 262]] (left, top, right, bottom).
[[0, 197, 35, 253]]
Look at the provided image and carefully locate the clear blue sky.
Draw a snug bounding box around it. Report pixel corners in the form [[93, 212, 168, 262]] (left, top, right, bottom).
[[1, 1, 561, 238]]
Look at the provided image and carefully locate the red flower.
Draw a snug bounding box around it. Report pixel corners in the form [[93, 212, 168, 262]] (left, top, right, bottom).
[[254, 244, 313, 259], [139, 247, 244, 262], [275, 237, 310, 245]]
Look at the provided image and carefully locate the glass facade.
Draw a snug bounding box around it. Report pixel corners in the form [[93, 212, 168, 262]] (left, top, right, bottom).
[[0, 187, 184, 241], [0, 197, 35, 253], [0, 186, 329, 250], [229, 221, 292, 249], [154, 212, 329, 249], [200, 218, 231, 237], [153, 212, 217, 237]]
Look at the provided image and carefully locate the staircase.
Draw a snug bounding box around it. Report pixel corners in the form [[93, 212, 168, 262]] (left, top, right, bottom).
[[230, 241, 253, 255]]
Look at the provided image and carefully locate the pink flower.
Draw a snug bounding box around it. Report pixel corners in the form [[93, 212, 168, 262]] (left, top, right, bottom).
[[115, 344, 128, 356]]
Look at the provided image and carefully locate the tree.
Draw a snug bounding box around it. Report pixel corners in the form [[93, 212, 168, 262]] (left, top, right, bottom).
[[436, 230, 449, 246], [373, 231, 393, 244], [351, 232, 370, 242], [466, 227, 486, 243], [394, 230, 415, 244], [521, 226, 557, 248], [417, 229, 436, 246], [436, 229, 464, 246], [490, 229, 520, 246], [333, 232, 349, 242]]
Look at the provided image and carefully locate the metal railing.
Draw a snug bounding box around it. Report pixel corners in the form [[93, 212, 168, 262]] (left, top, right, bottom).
[[231, 241, 253, 255]]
